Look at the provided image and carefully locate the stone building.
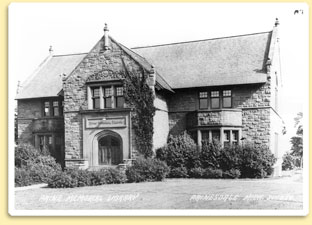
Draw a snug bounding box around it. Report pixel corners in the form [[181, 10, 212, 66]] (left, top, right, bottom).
[[16, 20, 284, 175]]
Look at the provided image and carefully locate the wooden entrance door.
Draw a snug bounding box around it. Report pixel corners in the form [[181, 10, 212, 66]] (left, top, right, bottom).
[[98, 135, 122, 165]]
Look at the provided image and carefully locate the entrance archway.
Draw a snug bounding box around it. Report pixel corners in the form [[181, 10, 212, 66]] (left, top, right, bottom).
[[98, 134, 123, 165]]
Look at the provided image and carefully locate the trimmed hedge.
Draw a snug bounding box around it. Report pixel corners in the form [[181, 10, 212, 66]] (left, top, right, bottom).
[[48, 167, 127, 188]]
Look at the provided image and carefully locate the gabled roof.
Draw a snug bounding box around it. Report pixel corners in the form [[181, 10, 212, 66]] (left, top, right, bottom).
[[16, 53, 87, 99], [132, 31, 272, 89], [110, 38, 173, 92]]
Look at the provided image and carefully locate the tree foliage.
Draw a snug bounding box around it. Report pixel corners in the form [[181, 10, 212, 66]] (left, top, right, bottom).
[[290, 112, 303, 167]]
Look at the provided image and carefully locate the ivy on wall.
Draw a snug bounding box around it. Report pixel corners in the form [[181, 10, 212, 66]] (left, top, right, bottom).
[[121, 57, 155, 158]]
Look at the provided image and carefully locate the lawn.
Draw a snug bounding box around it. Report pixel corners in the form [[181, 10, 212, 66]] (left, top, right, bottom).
[[14, 171, 303, 210]]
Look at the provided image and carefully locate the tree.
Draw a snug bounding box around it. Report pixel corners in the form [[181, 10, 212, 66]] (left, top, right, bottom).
[[290, 112, 303, 168]]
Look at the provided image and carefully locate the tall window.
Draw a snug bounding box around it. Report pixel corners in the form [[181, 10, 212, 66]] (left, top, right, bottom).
[[115, 86, 124, 108], [53, 101, 59, 116], [92, 87, 100, 109], [104, 87, 112, 108], [232, 130, 239, 145], [44, 101, 50, 116], [199, 91, 208, 109], [211, 91, 220, 109], [224, 130, 230, 147], [222, 90, 232, 108]]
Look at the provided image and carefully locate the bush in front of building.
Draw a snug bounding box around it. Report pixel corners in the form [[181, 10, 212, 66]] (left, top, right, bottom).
[[126, 157, 170, 182], [48, 167, 127, 188], [169, 166, 189, 178], [282, 152, 295, 171], [156, 132, 201, 170], [156, 133, 277, 179], [15, 144, 62, 187]]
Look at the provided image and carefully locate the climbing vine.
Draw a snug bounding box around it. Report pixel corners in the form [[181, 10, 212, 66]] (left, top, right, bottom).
[[121, 58, 155, 158]]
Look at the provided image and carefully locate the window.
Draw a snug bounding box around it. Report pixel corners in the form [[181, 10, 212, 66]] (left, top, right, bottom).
[[115, 86, 125, 108], [222, 90, 232, 108], [92, 87, 100, 109], [211, 91, 220, 109], [232, 130, 239, 145], [43, 100, 63, 117], [53, 101, 59, 116], [224, 130, 230, 147], [44, 101, 50, 116], [199, 91, 208, 109], [89, 84, 125, 109], [103, 87, 112, 108]]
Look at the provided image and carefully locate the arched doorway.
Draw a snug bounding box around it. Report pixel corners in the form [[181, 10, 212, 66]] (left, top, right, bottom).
[[98, 135, 123, 165]]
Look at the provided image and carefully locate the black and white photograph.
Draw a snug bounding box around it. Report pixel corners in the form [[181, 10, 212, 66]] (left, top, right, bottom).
[[8, 2, 309, 216]]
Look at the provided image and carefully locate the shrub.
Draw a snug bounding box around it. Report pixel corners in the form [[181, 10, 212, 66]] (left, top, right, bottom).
[[168, 166, 188, 178], [188, 167, 205, 178], [48, 171, 78, 188], [15, 144, 62, 186], [240, 144, 276, 178], [126, 157, 169, 182], [156, 132, 201, 169], [48, 167, 127, 188], [219, 145, 243, 171], [203, 168, 223, 179], [200, 140, 222, 169], [223, 169, 241, 179], [282, 152, 295, 171], [99, 168, 127, 184], [15, 167, 33, 187]]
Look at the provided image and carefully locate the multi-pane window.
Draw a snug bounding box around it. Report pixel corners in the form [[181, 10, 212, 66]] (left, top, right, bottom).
[[223, 130, 239, 146], [92, 87, 100, 109], [104, 87, 112, 108], [222, 90, 232, 108], [199, 91, 208, 109], [44, 101, 50, 116], [115, 86, 125, 108], [211, 91, 220, 109], [43, 100, 63, 117], [89, 85, 125, 109], [198, 89, 233, 109], [53, 101, 59, 116]]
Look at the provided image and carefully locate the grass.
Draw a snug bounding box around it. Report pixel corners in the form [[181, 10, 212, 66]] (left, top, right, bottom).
[[14, 171, 303, 210]]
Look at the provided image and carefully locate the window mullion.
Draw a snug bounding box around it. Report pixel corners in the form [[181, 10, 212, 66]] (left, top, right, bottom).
[[111, 85, 115, 108], [99, 86, 104, 109]]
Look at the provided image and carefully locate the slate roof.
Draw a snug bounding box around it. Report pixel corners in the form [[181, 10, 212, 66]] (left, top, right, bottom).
[[111, 38, 173, 92], [17, 31, 273, 99], [16, 53, 87, 99], [132, 31, 272, 89]]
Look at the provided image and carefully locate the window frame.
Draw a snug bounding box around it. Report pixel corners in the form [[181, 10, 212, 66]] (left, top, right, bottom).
[[210, 90, 220, 109], [199, 91, 209, 109], [88, 83, 125, 110], [42, 99, 63, 117], [222, 90, 232, 108]]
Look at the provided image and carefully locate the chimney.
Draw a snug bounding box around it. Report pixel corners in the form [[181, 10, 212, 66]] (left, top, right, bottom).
[[49, 45, 53, 55], [104, 23, 109, 50]]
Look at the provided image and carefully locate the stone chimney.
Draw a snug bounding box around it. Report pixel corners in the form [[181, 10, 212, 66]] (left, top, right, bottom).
[[104, 23, 110, 50]]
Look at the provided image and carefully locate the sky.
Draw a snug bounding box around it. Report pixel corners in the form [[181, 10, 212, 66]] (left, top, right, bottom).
[[9, 2, 309, 152]]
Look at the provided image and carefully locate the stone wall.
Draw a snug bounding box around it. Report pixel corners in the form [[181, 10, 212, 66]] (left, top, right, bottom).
[[63, 36, 146, 162], [167, 81, 273, 148]]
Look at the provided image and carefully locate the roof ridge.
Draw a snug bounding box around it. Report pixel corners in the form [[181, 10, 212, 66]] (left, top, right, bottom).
[[132, 31, 272, 49], [53, 52, 88, 57]]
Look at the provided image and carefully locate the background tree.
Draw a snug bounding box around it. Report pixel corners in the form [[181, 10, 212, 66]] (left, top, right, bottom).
[[290, 112, 303, 168]]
